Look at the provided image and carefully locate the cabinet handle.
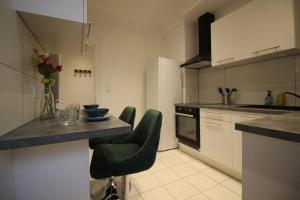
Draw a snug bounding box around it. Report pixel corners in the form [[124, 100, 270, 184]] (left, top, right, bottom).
[[176, 113, 194, 118], [252, 46, 280, 55], [86, 21, 92, 38], [217, 57, 235, 63]]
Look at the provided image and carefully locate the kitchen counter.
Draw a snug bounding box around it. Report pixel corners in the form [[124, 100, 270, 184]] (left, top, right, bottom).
[[175, 103, 300, 143], [0, 116, 131, 150], [0, 116, 131, 200], [236, 112, 300, 143], [175, 103, 288, 115]]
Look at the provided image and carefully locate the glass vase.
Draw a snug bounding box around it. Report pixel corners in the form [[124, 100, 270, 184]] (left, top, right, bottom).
[[40, 83, 55, 120]]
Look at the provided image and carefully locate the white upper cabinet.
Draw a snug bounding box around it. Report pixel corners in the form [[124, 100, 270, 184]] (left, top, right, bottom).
[[211, 0, 300, 67], [244, 0, 296, 58], [211, 9, 243, 66], [12, 0, 87, 23]]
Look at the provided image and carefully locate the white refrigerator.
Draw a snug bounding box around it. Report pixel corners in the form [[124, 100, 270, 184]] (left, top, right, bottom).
[[146, 57, 182, 151]]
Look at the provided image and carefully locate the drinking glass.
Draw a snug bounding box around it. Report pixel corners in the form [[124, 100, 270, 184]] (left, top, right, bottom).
[[59, 104, 80, 126]]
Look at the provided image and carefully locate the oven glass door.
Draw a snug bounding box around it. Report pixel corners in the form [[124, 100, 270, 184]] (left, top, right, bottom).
[[176, 115, 197, 140], [176, 113, 200, 149]]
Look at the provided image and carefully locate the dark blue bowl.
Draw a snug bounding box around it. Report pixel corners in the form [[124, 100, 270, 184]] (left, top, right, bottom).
[[85, 108, 109, 118], [83, 104, 99, 110]]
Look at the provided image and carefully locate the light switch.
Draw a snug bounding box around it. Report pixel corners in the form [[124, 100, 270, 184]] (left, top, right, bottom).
[[32, 85, 37, 98]]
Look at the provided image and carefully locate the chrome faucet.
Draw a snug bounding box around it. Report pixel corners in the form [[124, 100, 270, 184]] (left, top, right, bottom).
[[283, 92, 300, 99]]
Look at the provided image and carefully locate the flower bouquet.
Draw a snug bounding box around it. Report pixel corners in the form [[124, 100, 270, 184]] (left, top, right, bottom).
[[32, 49, 62, 120]]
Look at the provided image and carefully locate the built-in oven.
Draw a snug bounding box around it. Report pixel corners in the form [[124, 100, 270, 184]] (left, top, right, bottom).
[[175, 106, 200, 149]]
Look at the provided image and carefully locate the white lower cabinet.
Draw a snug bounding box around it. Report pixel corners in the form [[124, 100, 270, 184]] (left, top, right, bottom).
[[232, 124, 242, 173], [200, 109, 271, 178], [201, 119, 232, 168]]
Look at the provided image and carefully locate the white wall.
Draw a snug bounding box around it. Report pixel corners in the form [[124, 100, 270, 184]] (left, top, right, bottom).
[[0, 0, 43, 135], [0, 0, 44, 199], [162, 20, 186, 62], [58, 46, 95, 106], [91, 14, 164, 122]]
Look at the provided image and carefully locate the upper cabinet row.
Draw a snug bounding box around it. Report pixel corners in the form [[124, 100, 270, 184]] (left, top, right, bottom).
[[11, 0, 87, 23], [211, 0, 300, 67]]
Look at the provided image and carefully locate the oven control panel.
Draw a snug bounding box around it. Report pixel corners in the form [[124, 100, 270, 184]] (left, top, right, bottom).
[[175, 106, 199, 116]]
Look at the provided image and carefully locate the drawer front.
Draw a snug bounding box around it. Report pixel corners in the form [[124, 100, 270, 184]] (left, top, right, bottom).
[[200, 109, 231, 122], [201, 119, 232, 167]]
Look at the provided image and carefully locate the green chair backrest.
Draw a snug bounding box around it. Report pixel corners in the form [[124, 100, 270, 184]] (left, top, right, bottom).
[[119, 106, 136, 129], [131, 109, 162, 152]]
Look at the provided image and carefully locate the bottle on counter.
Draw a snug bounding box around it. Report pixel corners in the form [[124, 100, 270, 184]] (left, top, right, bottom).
[[264, 90, 273, 106], [276, 92, 286, 106]]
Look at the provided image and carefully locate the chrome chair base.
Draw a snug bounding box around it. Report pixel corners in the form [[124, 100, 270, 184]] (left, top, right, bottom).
[[102, 177, 121, 200]]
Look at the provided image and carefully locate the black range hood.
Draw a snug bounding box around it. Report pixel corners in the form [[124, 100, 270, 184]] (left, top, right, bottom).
[[181, 12, 215, 69]]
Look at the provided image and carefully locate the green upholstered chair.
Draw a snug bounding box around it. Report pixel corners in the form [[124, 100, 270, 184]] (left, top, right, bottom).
[[89, 106, 136, 149], [90, 109, 162, 199]]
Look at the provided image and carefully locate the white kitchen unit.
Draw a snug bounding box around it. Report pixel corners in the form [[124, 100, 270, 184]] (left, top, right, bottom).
[[244, 0, 297, 58], [200, 110, 232, 168], [231, 113, 265, 173], [211, 9, 244, 66], [11, 0, 87, 23], [180, 108, 272, 180], [146, 57, 182, 151], [211, 0, 300, 67]]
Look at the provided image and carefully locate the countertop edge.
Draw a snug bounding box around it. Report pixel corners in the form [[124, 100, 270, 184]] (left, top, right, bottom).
[[235, 123, 300, 143], [0, 122, 132, 151], [174, 103, 287, 115]]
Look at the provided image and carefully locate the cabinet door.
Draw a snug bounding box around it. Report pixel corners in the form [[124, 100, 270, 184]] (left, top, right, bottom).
[[232, 124, 242, 173], [231, 113, 268, 173], [201, 119, 232, 167], [244, 0, 295, 58], [211, 9, 243, 66]]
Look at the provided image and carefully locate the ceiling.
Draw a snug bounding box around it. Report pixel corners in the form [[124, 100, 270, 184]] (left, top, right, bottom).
[[87, 0, 251, 29], [88, 0, 201, 28]]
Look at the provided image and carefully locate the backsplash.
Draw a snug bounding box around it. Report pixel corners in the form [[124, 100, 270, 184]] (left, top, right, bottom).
[[182, 68, 199, 103], [184, 55, 300, 106], [0, 0, 43, 136]]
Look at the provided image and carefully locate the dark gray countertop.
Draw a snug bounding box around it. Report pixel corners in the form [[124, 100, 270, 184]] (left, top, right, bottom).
[[235, 112, 300, 143], [0, 117, 131, 150], [175, 103, 300, 143], [175, 103, 287, 115]]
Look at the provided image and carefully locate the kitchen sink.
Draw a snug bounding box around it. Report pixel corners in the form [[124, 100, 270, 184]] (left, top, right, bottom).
[[237, 105, 300, 111]]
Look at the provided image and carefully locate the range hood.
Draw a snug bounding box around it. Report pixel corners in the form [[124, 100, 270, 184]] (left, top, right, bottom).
[[181, 13, 215, 69]]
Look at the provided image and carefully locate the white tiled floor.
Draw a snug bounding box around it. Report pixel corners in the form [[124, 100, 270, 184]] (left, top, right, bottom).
[[127, 149, 242, 200]]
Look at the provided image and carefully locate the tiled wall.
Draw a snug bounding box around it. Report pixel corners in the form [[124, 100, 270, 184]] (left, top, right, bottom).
[[0, 0, 43, 136], [183, 68, 199, 103], [195, 55, 300, 106]]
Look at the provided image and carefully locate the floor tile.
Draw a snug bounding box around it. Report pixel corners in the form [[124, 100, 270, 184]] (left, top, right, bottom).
[[171, 164, 198, 177], [165, 179, 199, 200], [202, 168, 230, 183], [127, 194, 142, 200], [128, 178, 139, 197], [157, 150, 175, 159], [160, 156, 183, 168], [203, 185, 241, 200], [132, 174, 161, 193], [152, 168, 181, 185], [185, 172, 218, 192], [221, 178, 242, 196], [187, 193, 211, 200], [148, 160, 168, 173], [187, 160, 210, 172], [141, 186, 176, 200], [171, 150, 194, 162], [131, 170, 151, 178]]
